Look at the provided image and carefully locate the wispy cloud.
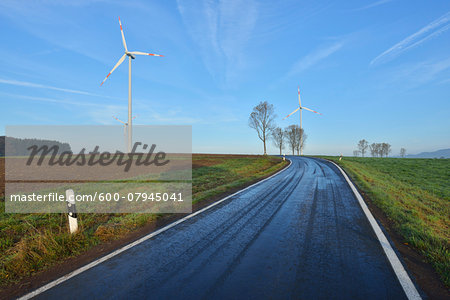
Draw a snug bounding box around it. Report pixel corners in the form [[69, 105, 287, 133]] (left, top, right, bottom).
[[0, 92, 119, 108], [1, 91, 125, 124], [0, 78, 93, 96], [29, 48, 61, 57], [149, 112, 200, 124], [352, 0, 393, 11], [177, 0, 258, 87], [392, 57, 450, 84], [438, 78, 450, 85], [285, 42, 343, 78], [371, 11, 450, 65], [374, 57, 450, 90], [3, 91, 202, 125], [0, 78, 117, 99]]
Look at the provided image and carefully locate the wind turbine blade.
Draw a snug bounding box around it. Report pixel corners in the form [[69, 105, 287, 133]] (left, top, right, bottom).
[[100, 54, 127, 86], [118, 17, 128, 52], [113, 116, 126, 124], [298, 86, 302, 107], [302, 106, 322, 115], [128, 51, 164, 57], [282, 107, 300, 120]]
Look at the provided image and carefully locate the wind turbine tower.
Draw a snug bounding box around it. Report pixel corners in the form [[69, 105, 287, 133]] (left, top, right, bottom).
[[283, 86, 322, 155], [113, 115, 137, 152], [101, 17, 163, 153]]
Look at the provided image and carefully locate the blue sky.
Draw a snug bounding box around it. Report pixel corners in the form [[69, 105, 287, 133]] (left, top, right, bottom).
[[1, 0, 449, 155]]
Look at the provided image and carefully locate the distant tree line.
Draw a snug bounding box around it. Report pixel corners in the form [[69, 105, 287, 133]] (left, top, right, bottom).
[[272, 125, 306, 156], [353, 139, 399, 158], [369, 143, 391, 157], [248, 101, 307, 155], [0, 136, 71, 156]]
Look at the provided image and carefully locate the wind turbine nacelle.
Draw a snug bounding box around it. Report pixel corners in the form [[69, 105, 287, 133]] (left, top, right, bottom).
[[126, 52, 136, 59]]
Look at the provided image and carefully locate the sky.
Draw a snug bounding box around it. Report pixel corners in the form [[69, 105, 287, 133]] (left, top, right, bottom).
[[0, 0, 449, 156]]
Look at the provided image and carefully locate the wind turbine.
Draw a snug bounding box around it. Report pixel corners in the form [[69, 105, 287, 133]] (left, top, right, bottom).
[[283, 86, 322, 156], [101, 17, 163, 153], [113, 115, 137, 152]]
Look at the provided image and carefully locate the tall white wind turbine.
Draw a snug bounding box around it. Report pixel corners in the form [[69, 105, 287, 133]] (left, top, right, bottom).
[[283, 86, 322, 156], [101, 17, 163, 153]]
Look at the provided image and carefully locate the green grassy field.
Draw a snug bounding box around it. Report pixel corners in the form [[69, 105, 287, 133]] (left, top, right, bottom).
[[321, 156, 449, 286], [0, 154, 287, 287]]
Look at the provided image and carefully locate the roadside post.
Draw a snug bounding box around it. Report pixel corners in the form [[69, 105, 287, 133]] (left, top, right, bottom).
[[66, 189, 78, 234], [283, 154, 286, 161]]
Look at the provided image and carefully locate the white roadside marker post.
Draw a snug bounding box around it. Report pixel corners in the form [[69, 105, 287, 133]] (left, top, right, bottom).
[[66, 189, 78, 234], [283, 154, 286, 161]]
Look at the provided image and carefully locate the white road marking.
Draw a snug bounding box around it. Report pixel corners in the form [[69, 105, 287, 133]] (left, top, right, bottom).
[[329, 161, 422, 300], [19, 159, 293, 300]]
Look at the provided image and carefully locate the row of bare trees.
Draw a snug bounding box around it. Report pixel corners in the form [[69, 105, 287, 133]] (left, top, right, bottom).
[[248, 101, 306, 155], [370, 143, 392, 157], [272, 125, 306, 155], [354, 139, 393, 157]]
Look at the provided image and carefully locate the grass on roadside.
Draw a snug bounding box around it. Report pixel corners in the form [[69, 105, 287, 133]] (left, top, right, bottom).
[[0, 155, 286, 287], [320, 156, 449, 286]]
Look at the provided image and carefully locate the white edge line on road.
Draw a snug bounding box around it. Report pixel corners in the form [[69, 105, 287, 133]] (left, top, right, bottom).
[[19, 159, 293, 300], [329, 161, 422, 300]]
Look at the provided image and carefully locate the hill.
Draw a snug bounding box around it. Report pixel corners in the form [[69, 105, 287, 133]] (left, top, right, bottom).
[[406, 148, 450, 159], [0, 136, 71, 156]]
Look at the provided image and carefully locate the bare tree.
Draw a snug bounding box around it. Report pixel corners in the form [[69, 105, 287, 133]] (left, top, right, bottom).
[[400, 148, 406, 158], [294, 127, 306, 155], [381, 143, 391, 157], [272, 127, 285, 155], [370, 143, 381, 157], [248, 101, 276, 155], [358, 139, 369, 157], [353, 150, 360, 157], [375, 145, 379, 157], [377, 143, 384, 157], [285, 125, 298, 155]]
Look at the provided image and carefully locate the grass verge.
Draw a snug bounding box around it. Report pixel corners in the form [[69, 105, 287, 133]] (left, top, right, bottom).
[[0, 154, 287, 287], [320, 156, 449, 286]]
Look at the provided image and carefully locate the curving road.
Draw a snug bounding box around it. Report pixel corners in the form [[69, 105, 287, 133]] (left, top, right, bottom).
[[31, 156, 412, 299]]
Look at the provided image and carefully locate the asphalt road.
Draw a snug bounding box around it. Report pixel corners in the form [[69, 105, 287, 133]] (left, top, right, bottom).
[[33, 156, 410, 299]]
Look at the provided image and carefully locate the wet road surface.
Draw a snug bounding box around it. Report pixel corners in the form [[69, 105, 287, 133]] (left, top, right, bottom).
[[34, 156, 408, 299]]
